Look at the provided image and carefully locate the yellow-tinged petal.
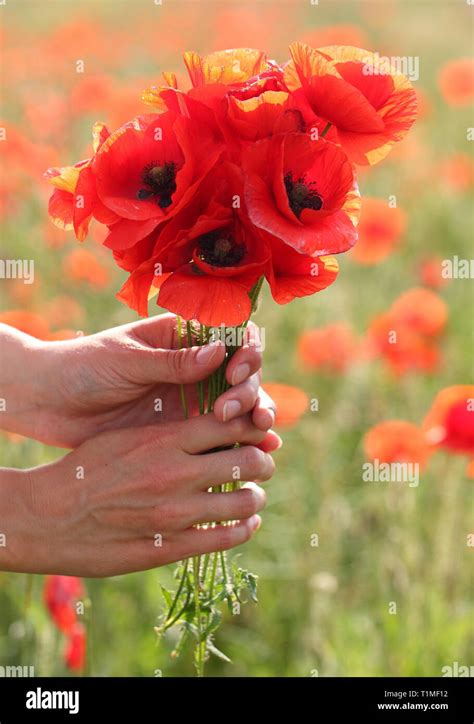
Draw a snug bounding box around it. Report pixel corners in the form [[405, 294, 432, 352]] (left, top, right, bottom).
[[92, 122, 109, 153], [184, 48, 268, 87], [319, 255, 339, 274], [44, 165, 81, 192]]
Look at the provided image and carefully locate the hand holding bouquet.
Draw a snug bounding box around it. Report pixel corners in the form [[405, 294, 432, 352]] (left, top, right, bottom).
[[45, 42, 416, 674]]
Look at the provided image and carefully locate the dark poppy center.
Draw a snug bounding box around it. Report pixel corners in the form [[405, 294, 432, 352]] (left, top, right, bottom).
[[284, 173, 323, 218], [137, 161, 177, 208], [197, 230, 246, 267]]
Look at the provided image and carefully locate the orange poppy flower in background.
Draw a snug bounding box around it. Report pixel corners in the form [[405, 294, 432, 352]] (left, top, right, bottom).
[[423, 386, 474, 456], [350, 197, 406, 264], [262, 383, 309, 428], [366, 312, 440, 376], [0, 310, 51, 340], [364, 420, 432, 469], [437, 58, 474, 107], [438, 153, 474, 193], [62, 248, 110, 288], [418, 257, 448, 289], [390, 288, 448, 337], [0, 309, 78, 341], [466, 459, 474, 479], [285, 43, 417, 165], [298, 323, 358, 374]]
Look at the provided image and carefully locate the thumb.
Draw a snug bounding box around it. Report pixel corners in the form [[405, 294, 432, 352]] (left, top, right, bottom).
[[133, 341, 226, 385]]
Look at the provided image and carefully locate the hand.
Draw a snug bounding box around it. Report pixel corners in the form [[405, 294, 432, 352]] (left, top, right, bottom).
[[0, 314, 276, 448], [0, 414, 276, 577]]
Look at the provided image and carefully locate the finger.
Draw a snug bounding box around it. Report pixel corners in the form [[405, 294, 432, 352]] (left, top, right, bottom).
[[169, 515, 262, 560], [225, 324, 263, 386], [177, 412, 268, 454], [128, 339, 226, 386], [256, 430, 282, 453], [191, 445, 275, 490], [213, 373, 260, 423], [189, 482, 266, 526], [252, 387, 277, 431], [126, 312, 181, 349]]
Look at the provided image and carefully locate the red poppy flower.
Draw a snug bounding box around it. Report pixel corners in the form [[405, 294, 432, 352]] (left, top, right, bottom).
[[243, 133, 360, 256], [44, 576, 84, 634], [143, 58, 294, 153], [44, 122, 115, 241], [95, 110, 224, 252], [64, 623, 86, 672], [350, 197, 406, 265], [423, 386, 474, 456], [265, 236, 339, 305], [298, 322, 358, 373], [285, 43, 417, 165], [364, 420, 432, 469], [183, 48, 270, 87], [116, 163, 269, 325]]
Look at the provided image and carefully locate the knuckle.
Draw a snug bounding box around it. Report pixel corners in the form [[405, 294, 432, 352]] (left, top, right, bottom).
[[166, 349, 186, 378], [215, 524, 238, 551], [237, 488, 265, 518], [240, 445, 267, 476], [228, 414, 250, 438]]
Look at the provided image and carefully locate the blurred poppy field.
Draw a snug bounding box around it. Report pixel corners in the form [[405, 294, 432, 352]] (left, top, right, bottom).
[[0, 0, 473, 677]]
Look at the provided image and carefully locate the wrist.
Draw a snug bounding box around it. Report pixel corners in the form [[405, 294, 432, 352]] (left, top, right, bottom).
[[0, 325, 57, 441], [0, 467, 40, 573]]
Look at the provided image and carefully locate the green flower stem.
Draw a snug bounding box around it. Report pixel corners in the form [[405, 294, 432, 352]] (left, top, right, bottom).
[[160, 280, 264, 676], [321, 121, 332, 138]]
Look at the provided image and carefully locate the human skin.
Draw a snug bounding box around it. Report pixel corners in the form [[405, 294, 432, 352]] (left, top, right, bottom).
[[0, 414, 275, 577], [0, 314, 276, 448], [0, 315, 279, 576]]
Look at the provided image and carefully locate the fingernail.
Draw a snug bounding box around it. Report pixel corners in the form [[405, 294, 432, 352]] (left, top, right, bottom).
[[274, 433, 283, 449], [223, 400, 241, 422], [232, 362, 250, 385], [267, 408, 276, 426], [252, 514, 262, 532], [196, 342, 221, 364]]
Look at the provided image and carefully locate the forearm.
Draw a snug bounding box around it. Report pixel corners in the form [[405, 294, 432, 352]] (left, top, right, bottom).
[[0, 467, 37, 573], [0, 324, 51, 440]]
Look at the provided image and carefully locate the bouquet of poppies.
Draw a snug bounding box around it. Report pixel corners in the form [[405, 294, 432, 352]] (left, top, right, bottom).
[[45, 43, 416, 674]]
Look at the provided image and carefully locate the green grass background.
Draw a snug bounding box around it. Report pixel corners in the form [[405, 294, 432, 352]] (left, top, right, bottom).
[[0, 0, 472, 676]]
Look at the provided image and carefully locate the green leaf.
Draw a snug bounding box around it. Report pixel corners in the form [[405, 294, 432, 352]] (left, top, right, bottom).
[[245, 572, 259, 603], [160, 586, 173, 610], [206, 640, 232, 663], [202, 609, 222, 639]]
